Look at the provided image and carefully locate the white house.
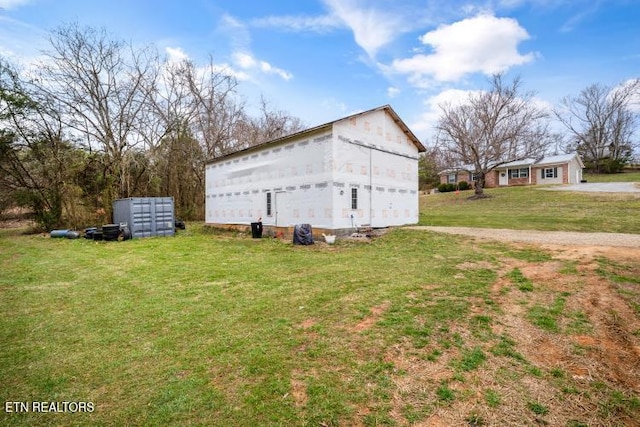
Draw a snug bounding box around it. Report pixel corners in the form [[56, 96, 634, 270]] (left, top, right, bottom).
[[205, 105, 426, 235]]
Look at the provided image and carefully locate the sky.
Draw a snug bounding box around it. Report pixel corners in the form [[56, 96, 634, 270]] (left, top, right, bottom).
[[1, 0, 639, 144]]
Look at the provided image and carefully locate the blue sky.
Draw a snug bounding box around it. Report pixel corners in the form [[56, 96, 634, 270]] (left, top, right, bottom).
[[1, 0, 639, 143]]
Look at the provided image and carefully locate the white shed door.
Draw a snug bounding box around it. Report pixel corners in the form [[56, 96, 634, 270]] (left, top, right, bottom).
[[274, 191, 292, 227]]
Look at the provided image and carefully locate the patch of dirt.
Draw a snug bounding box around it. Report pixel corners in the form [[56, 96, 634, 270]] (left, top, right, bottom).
[[290, 370, 308, 408], [456, 260, 495, 270], [352, 301, 391, 332], [499, 246, 640, 391], [376, 236, 640, 426], [299, 318, 317, 330]]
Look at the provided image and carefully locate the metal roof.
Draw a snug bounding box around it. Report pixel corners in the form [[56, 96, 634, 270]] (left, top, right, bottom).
[[535, 153, 583, 167]]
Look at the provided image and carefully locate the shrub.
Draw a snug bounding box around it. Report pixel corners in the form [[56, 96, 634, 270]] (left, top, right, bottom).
[[458, 181, 470, 191], [438, 183, 452, 193]]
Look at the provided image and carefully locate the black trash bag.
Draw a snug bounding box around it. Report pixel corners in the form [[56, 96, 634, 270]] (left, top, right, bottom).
[[293, 224, 314, 245]]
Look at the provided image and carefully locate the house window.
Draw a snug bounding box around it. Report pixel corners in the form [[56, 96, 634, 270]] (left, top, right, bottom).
[[447, 173, 456, 184], [543, 167, 558, 179], [266, 192, 272, 216], [471, 173, 479, 182], [509, 168, 529, 179], [351, 188, 358, 210]]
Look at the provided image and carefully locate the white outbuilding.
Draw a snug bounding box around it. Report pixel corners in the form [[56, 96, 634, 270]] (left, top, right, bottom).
[[205, 105, 426, 235]]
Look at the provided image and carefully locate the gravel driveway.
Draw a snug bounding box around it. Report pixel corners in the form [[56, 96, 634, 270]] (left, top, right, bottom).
[[407, 226, 640, 248], [541, 182, 640, 193]]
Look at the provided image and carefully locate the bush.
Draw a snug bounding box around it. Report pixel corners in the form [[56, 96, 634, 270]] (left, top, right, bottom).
[[458, 181, 470, 191], [438, 183, 456, 193]]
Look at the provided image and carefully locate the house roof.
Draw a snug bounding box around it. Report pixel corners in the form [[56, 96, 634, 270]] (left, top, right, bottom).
[[439, 153, 584, 175], [535, 153, 583, 167], [496, 158, 536, 168], [206, 105, 425, 164]]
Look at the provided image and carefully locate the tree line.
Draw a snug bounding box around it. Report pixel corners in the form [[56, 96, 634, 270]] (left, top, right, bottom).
[[0, 23, 304, 230], [420, 74, 640, 196]]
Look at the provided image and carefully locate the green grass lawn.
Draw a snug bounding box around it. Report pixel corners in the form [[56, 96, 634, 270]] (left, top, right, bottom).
[[420, 185, 640, 233], [2, 183, 640, 426], [1, 227, 489, 426], [2, 221, 639, 426], [584, 170, 640, 182]]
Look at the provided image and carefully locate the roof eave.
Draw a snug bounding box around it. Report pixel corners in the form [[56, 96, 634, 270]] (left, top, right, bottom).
[[206, 104, 426, 164], [205, 122, 333, 164]]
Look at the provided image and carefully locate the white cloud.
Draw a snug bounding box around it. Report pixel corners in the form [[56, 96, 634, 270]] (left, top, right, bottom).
[[411, 88, 482, 136], [321, 0, 405, 58], [250, 1, 436, 58], [219, 14, 252, 51], [250, 14, 342, 33], [207, 62, 251, 82], [233, 51, 256, 69], [165, 46, 189, 63], [387, 86, 400, 98], [391, 14, 536, 86], [159, 46, 252, 83], [232, 51, 293, 81], [217, 15, 293, 81], [0, 0, 32, 9]]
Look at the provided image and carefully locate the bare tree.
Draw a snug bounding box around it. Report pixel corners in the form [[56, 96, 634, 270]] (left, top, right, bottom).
[[178, 57, 245, 159], [0, 58, 79, 229], [555, 80, 640, 173], [35, 23, 159, 203], [436, 74, 550, 197], [141, 56, 240, 218], [235, 96, 305, 146]]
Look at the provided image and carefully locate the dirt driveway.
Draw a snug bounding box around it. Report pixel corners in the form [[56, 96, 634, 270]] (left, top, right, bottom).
[[410, 226, 640, 248], [541, 182, 640, 193]]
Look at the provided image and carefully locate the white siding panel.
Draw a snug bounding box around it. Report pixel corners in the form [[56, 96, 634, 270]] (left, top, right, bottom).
[[332, 119, 419, 229], [333, 109, 417, 157], [205, 131, 333, 227]]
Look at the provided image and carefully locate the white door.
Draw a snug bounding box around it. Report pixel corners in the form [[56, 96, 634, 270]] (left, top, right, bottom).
[[274, 191, 292, 227], [498, 171, 508, 186]]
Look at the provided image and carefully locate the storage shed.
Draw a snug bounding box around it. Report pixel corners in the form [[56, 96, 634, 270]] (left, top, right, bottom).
[[112, 197, 175, 238], [205, 105, 426, 235]]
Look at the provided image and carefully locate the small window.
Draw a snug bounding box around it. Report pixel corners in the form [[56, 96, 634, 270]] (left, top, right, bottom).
[[351, 188, 358, 210], [266, 192, 272, 216], [543, 167, 557, 179], [447, 173, 456, 184], [471, 173, 479, 182], [509, 168, 529, 179]]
